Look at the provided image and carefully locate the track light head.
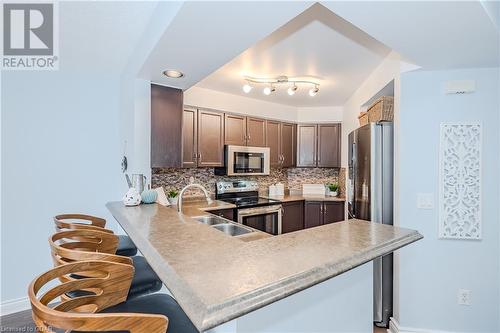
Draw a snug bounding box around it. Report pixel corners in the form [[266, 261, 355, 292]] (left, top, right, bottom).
[[242, 83, 252, 93], [263, 85, 275, 95], [287, 84, 298, 96], [309, 85, 319, 97]]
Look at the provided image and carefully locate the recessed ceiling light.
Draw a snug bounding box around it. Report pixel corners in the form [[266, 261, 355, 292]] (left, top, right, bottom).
[[243, 83, 252, 93], [162, 70, 184, 78]]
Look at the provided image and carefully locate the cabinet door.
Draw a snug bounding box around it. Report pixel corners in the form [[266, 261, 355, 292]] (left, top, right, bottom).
[[304, 201, 323, 228], [210, 209, 235, 221], [297, 125, 317, 167], [247, 117, 266, 147], [224, 114, 247, 146], [318, 124, 341, 167], [265, 120, 281, 168], [323, 201, 345, 224], [198, 110, 224, 167], [282, 201, 304, 233], [151, 84, 183, 168], [281, 123, 296, 168], [182, 109, 197, 168]]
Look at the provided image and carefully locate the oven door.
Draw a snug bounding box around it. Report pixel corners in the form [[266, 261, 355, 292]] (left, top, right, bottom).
[[237, 205, 282, 235], [227, 145, 270, 176]]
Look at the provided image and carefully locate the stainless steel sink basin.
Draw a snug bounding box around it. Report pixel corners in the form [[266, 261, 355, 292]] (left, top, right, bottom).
[[212, 223, 253, 236], [194, 216, 227, 225]]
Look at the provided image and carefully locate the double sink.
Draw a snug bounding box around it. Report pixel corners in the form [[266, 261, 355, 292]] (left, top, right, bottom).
[[193, 215, 254, 236]]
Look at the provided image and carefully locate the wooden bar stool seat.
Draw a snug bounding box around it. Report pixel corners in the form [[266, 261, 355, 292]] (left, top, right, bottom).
[[50, 229, 162, 299], [54, 214, 138, 257], [29, 260, 198, 333]]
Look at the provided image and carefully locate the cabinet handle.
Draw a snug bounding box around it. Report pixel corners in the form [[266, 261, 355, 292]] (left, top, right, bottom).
[[198, 153, 202, 159], [324, 205, 327, 214]]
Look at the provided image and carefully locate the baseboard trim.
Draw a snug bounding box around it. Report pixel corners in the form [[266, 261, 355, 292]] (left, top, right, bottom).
[[0, 297, 30, 316], [389, 317, 456, 333]]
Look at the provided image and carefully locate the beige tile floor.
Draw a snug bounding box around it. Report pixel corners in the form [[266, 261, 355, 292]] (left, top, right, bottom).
[[374, 325, 388, 333]]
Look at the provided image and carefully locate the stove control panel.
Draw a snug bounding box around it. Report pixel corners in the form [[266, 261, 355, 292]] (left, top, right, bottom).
[[216, 180, 258, 194]]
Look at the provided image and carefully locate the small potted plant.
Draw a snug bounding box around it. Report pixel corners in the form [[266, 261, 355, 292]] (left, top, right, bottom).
[[167, 189, 179, 205], [326, 183, 339, 197]]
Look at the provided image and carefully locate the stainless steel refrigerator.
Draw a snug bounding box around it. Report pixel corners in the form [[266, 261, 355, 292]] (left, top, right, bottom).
[[348, 122, 394, 328]]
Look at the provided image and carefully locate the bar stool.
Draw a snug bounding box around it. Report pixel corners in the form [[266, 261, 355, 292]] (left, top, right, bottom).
[[54, 214, 138, 257], [49, 229, 162, 299], [29, 260, 198, 332]]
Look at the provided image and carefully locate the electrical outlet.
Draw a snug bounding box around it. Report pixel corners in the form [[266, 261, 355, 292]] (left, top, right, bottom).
[[458, 289, 471, 305], [417, 193, 434, 209]]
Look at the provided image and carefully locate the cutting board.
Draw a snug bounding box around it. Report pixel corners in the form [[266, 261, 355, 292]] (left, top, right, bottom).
[[302, 184, 326, 196]]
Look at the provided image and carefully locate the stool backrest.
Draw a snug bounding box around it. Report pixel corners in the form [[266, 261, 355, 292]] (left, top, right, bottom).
[[28, 260, 167, 333], [53, 214, 111, 233], [49, 229, 132, 277]]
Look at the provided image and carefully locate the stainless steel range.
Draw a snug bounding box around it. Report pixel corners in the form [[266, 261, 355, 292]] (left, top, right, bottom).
[[216, 181, 282, 235]]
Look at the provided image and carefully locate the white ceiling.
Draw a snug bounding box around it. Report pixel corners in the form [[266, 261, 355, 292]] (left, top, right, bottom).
[[139, 2, 314, 90], [59, 1, 159, 73], [194, 4, 392, 107], [322, 1, 500, 70]]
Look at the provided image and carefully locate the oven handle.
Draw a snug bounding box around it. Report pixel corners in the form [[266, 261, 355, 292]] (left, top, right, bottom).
[[236, 205, 282, 216]]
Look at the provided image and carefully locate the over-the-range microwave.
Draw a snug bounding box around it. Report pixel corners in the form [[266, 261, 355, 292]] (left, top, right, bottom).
[[215, 145, 270, 176]]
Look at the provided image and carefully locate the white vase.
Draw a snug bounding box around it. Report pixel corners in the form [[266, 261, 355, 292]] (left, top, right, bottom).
[[168, 196, 178, 205], [326, 189, 338, 197]]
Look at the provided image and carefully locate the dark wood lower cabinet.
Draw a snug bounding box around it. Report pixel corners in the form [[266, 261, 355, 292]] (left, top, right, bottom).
[[323, 202, 345, 224], [304, 201, 345, 229], [209, 209, 234, 221], [281, 201, 304, 233], [304, 201, 323, 228]]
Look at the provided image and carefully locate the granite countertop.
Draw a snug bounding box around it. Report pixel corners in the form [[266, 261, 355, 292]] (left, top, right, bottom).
[[107, 201, 422, 331], [264, 194, 346, 202]]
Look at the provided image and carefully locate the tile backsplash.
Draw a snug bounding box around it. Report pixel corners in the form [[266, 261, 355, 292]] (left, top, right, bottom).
[[152, 167, 345, 197]]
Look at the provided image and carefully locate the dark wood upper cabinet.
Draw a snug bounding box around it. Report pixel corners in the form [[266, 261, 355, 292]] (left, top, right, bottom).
[[265, 120, 281, 167], [282, 201, 304, 233], [297, 125, 317, 167], [304, 201, 323, 229], [247, 117, 266, 147], [182, 109, 197, 168], [224, 114, 247, 146], [198, 110, 224, 167], [323, 201, 345, 224], [281, 123, 296, 168], [297, 123, 341, 168], [151, 84, 183, 168], [318, 124, 341, 168]]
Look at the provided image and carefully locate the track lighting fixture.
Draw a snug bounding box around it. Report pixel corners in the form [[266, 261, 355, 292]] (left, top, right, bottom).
[[241, 75, 320, 97]]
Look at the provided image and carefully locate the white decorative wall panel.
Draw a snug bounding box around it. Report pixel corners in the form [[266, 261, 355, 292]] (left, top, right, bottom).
[[439, 123, 481, 239]]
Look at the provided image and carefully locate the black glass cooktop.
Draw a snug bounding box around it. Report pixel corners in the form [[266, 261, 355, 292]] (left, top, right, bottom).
[[221, 197, 281, 208]]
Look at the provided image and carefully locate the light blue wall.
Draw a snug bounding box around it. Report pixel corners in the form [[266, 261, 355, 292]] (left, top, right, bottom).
[[1, 71, 126, 302], [398, 68, 500, 331]]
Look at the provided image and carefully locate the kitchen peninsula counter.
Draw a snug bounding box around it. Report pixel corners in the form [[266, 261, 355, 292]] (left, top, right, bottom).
[[107, 201, 422, 332]]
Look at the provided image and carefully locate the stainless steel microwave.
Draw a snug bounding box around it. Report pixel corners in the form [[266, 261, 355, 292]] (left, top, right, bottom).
[[215, 145, 270, 176]]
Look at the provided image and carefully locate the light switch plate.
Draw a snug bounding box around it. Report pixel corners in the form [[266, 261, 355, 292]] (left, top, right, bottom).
[[417, 193, 434, 209]]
